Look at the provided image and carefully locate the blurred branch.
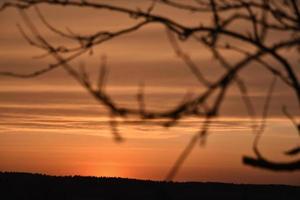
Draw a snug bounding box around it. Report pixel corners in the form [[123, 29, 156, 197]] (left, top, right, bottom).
[[166, 28, 212, 87], [243, 156, 300, 171], [252, 76, 277, 158], [0, 0, 299, 179]]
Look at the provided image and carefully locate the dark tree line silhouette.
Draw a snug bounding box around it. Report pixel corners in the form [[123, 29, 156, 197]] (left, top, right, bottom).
[[1, 172, 300, 200], [0, 0, 299, 180]]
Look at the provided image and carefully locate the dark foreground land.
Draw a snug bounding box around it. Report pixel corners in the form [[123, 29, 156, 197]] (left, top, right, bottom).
[[0, 172, 299, 200]]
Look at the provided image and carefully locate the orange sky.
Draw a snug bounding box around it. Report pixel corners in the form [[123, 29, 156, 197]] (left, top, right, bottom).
[[0, 0, 299, 185]]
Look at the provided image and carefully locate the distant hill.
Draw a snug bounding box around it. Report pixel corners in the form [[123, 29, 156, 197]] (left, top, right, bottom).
[[0, 172, 299, 200]]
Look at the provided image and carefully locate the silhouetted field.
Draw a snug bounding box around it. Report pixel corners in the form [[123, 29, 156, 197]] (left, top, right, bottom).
[[0, 172, 299, 200]]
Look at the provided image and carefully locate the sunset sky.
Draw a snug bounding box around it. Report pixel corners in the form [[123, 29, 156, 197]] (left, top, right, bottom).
[[0, 0, 299, 185]]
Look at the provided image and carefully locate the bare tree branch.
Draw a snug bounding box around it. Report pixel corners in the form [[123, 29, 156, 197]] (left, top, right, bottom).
[[0, 0, 299, 179]]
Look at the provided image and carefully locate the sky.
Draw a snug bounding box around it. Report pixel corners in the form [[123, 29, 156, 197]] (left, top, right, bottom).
[[0, 0, 299, 185]]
